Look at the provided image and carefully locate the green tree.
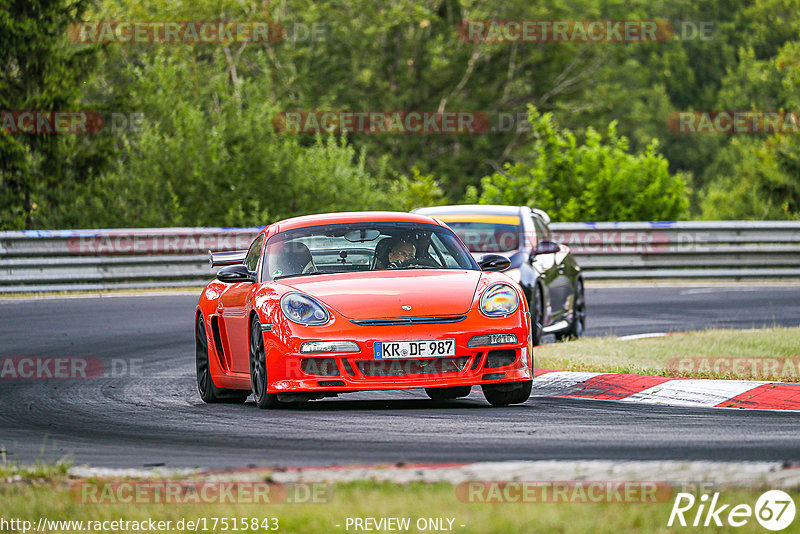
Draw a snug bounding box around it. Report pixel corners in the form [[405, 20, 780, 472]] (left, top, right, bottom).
[[7, 0, 800, 228], [70, 48, 394, 227], [0, 0, 111, 229], [700, 38, 800, 220], [389, 168, 446, 212], [701, 136, 800, 220], [466, 106, 689, 221]]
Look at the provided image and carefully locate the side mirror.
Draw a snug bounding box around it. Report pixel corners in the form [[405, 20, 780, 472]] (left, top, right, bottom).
[[530, 241, 560, 260], [478, 254, 511, 272], [217, 264, 255, 283]]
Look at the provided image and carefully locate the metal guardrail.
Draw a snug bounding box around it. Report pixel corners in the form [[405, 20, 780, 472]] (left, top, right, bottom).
[[549, 221, 800, 279], [0, 228, 261, 293], [1, 222, 799, 292]]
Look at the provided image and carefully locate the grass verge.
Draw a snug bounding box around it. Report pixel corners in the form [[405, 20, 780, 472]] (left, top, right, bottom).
[[535, 327, 800, 381], [0, 460, 71, 481], [0, 472, 797, 534]]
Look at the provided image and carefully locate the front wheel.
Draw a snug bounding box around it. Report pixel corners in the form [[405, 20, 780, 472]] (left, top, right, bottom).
[[425, 386, 472, 400], [556, 279, 585, 341], [530, 285, 544, 346], [196, 316, 248, 404], [250, 316, 278, 409], [482, 380, 532, 407]]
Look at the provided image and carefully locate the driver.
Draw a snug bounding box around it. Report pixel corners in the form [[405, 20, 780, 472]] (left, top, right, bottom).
[[387, 240, 416, 268]]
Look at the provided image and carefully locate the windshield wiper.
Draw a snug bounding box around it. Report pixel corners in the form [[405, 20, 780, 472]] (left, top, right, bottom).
[[274, 270, 348, 280]]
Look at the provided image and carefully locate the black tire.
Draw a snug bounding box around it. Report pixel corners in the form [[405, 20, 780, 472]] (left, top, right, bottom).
[[250, 316, 279, 409], [556, 279, 586, 341], [425, 385, 473, 400], [196, 315, 248, 404], [482, 380, 532, 407], [530, 284, 544, 346]]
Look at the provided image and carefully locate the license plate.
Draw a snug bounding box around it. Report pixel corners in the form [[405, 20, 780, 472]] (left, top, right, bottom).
[[374, 339, 456, 359]]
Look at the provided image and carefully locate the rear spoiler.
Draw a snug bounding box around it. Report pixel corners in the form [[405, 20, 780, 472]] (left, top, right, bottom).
[[209, 250, 247, 268]]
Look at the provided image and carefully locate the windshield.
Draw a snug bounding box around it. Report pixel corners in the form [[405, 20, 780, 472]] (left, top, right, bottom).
[[434, 217, 522, 253], [262, 222, 479, 280]]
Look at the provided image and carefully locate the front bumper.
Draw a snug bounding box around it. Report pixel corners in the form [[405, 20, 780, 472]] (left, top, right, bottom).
[[263, 314, 531, 393]]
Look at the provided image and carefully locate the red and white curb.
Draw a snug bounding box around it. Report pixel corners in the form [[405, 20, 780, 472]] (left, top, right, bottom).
[[533, 369, 800, 411]]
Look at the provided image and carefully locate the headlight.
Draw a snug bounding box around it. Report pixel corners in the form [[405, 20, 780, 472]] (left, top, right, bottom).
[[480, 283, 519, 317], [300, 341, 360, 353], [504, 268, 521, 283], [468, 333, 518, 347], [280, 292, 330, 325]]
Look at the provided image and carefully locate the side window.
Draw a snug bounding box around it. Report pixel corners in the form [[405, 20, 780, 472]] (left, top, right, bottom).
[[245, 235, 265, 272], [532, 216, 551, 244], [542, 220, 552, 242]]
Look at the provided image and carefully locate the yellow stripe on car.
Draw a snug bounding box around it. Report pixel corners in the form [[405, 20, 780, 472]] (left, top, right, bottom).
[[435, 215, 521, 225]]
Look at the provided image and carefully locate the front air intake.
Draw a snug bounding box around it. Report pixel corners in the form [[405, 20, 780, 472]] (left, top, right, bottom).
[[484, 349, 516, 368], [351, 316, 467, 326], [356, 357, 469, 376], [300, 358, 340, 376]]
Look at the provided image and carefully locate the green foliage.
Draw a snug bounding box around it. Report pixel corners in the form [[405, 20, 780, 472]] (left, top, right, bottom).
[[389, 169, 446, 212], [0, 0, 113, 230], [0, 459, 71, 480], [466, 107, 689, 221], [2, 0, 800, 228], [700, 38, 800, 220], [12, 1, 403, 228], [701, 136, 800, 220], [71, 61, 393, 226]]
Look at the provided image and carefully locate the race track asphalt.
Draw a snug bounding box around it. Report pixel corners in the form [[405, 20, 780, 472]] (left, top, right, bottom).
[[1, 284, 798, 468]]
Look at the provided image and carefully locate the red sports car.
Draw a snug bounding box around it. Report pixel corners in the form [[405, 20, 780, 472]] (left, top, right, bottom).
[[196, 211, 533, 408]]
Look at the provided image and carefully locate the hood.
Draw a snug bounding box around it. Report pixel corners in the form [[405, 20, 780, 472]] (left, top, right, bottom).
[[280, 270, 482, 320]]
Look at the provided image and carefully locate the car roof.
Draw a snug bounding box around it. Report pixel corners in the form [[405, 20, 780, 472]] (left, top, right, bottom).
[[413, 204, 528, 225], [273, 211, 445, 233], [413, 204, 526, 217]]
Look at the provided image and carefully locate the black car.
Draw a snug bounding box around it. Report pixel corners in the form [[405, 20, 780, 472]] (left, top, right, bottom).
[[413, 205, 585, 345]]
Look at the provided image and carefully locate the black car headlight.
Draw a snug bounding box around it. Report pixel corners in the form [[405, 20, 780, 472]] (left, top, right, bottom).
[[280, 292, 330, 325], [479, 283, 519, 317]]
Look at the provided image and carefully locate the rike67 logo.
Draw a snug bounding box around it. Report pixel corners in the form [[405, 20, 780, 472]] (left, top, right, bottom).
[[668, 490, 796, 531]]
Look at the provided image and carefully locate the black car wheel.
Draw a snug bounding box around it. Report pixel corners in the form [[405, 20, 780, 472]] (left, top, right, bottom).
[[557, 279, 586, 341], [425, 386, 473, 400], [530, 285, 544, 346], [196, 316, 248, 404], [250, 316, 278, 409], [482, 380, 532, 406]]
